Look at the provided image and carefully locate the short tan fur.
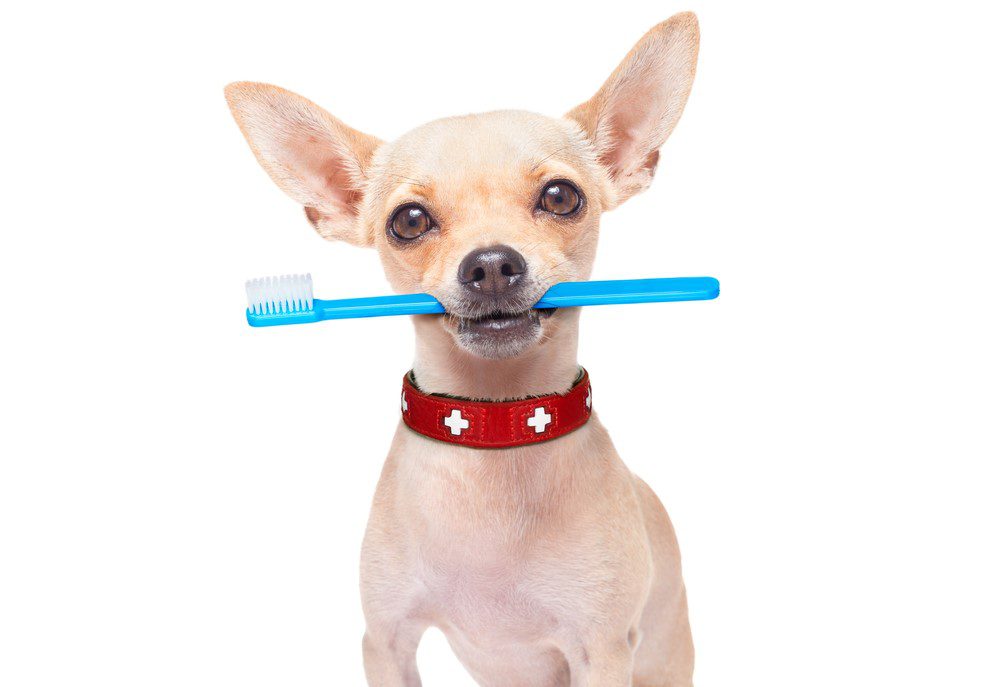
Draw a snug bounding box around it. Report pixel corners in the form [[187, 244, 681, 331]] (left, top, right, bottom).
[[226, 12, 700, 686]]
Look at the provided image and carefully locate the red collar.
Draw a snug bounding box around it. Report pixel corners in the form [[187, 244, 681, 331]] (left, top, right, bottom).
[[400, 369, 593, 449]]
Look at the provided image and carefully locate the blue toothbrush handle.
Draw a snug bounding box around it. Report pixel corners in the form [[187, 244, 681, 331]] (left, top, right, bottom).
[[535, 277, 719, 308], [316, 293, 445, 320]]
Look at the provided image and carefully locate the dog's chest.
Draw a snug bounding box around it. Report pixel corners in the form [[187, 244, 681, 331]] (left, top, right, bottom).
[[393, 428, 603, 641], [416, 537, 562, 646]]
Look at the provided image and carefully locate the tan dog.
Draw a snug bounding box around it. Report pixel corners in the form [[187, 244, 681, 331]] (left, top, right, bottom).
[[226, 12, 700, 686]]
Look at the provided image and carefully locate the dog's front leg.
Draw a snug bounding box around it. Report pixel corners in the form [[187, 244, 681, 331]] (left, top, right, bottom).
[[565, 638, 635, 687], [361, 622, 425, 687]]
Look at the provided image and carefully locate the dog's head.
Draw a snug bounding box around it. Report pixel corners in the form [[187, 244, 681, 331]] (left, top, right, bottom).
[[227, 13, 699, 359]]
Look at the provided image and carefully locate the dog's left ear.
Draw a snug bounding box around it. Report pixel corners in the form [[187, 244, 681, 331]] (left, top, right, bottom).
[[567, 12, 699, 206]]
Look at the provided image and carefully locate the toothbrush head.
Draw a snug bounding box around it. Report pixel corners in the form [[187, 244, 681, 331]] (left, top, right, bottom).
[[245, 273, 318, 326]]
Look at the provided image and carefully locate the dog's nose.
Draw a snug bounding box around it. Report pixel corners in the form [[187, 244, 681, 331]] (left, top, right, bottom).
[[457, 245, 527, 297]]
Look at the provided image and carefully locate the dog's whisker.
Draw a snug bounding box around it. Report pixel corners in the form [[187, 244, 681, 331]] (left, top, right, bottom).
[[533, 258, 572, 286], [385, 173, 430, 188], [530, 145, 573, 172]]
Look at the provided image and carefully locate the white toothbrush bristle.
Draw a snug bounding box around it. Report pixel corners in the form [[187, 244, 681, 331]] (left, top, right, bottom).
[[245, 273, 313, 315]]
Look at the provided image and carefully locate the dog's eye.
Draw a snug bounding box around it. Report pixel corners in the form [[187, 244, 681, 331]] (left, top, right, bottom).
[[539, 181, 582, 216], [389, 204, 433, 240]]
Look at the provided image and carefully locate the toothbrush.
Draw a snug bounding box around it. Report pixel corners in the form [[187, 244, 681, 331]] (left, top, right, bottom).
[[244, 274, 720, 328]]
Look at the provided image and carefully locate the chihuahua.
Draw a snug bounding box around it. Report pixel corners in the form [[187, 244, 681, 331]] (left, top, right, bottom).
[[226, 12, 700, 686]]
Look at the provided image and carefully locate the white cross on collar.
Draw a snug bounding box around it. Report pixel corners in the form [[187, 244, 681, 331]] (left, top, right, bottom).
[[443, 409, 470, 436], [527, 406, 552, 434]]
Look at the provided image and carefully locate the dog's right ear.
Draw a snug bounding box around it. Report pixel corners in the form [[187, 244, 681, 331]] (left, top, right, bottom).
[[224, 82, 382, 247]]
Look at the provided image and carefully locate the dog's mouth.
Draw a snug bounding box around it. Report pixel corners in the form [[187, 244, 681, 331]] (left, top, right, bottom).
[[458, 307, 555, 333], [448, 306, 556, 359]]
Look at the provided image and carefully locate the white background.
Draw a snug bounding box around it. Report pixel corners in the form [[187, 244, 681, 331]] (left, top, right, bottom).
[[2, 1, 998, 685]]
